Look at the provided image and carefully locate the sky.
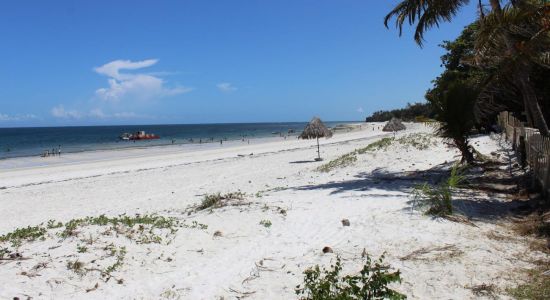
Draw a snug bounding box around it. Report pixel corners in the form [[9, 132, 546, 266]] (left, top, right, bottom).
[[0, 0, 479, 127]]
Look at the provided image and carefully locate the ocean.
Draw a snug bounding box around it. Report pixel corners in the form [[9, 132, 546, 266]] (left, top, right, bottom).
[[0, 122, 351, 159]]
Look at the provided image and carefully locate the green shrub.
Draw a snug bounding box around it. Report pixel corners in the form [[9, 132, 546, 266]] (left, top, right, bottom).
[[295, 255, 405, 300], [259, 219, 272, 228], [411, 164, 465, 217], [198, 192, 245, 210]]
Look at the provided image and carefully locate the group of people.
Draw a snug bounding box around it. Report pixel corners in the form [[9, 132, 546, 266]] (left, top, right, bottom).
[[42, 146, 61, 157]]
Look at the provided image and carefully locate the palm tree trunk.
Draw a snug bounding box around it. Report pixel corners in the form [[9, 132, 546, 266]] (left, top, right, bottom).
[[455, 137, 474, 164], [487, 0, 549, 135], [517, 68, 550, 135]]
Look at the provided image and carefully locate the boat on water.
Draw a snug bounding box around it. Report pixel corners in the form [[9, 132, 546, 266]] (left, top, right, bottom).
[[119, 131, 160, 141]]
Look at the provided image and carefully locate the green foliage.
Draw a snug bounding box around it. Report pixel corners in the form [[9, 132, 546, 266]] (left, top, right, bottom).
[[356, 138, 394, 154], [396, 133, 435, 150], [508, 261, 550, 300], [317, 134, 434, 173], [77, 244, 88, 253], [183, 221, 208, 230], [296, 255, 405, 300], [316, 153, 358, 173], [47, 219, 63, 229], [0, 247, 9, 258], [0, 225, 47, 246], [412, 164, 465, 216], [60, 214, 178, 238], [428, 78, 478, 163], [104, 246, 126, 275], [365, 102, 434, 122], [198, 192, 245, 210], [259, 219, 272, 228]]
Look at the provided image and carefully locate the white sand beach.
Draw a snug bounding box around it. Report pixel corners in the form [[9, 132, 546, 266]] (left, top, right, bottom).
[[0, 123, 544, 299]]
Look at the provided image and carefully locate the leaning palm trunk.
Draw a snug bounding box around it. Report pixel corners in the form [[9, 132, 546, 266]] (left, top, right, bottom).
[[517, 67, 550, 135], [454, 137, 474, 164], [488, 1, 550, 135]]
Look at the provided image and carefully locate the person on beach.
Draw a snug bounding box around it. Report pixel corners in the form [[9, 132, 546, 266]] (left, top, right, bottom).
[[220, 139, 223, 145]]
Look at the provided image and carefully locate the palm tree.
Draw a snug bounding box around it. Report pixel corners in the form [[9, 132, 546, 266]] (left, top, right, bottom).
[[384, 0, 550, 135], [427, 78, 478, 163]]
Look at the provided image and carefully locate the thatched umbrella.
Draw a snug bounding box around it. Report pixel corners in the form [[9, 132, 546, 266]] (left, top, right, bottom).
[[383, 117, 406, 132], [299, 117, 333, 160]]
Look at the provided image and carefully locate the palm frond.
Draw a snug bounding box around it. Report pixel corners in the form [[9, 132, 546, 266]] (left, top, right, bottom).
[[384, 0, 470, 46]]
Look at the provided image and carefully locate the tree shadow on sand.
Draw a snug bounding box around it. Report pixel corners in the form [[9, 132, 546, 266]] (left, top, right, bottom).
[[293, 163, 453, 195], [293, 158, 532, 222]]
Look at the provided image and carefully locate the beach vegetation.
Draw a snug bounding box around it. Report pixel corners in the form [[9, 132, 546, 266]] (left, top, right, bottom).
[[77, 244, 88, 253], [507, 260, 550, 300], [60, 214, 179, 238], [428, 79, 478, 164], [0, 225, 47, 247], [295, 255, 405, 300], [316, 152, 358, 173], [197, 192, 246, 210], [184, 220, 208, 230], [0, 247, 9, 259], [317, 134, 437, 173], [67, 260, 86, 275], [396, 133, 435, 150], [356, 138, 394, 154], [412, 164, 466, 217], [104, 246, 127, 275], [259, 219, 272, 228], [47, 219, 64, 229]]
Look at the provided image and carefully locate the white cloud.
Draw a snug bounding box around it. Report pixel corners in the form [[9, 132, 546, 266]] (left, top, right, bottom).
[[51, 106, 145, 120], [112, 112, 139, 119], [94, 59, 192, 102], [357, 107, 364, 113], [94, 59, 158, 80], [0, 113, 37, 121], [89, 108, 108, 118], [51, 105, 82, 119], [217, 82, 237, 93]]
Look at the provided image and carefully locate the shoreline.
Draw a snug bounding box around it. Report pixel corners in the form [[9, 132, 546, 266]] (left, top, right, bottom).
[[0, 122, 541, 299], [0, 122, 368, 171], [0, 121, 363, 161]]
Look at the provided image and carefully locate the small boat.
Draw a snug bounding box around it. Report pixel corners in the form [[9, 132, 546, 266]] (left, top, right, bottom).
[[119, 131, 160, 141]]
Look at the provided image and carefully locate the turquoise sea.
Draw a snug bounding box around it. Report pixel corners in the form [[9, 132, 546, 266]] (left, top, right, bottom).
[[0, 122, 352, 159]]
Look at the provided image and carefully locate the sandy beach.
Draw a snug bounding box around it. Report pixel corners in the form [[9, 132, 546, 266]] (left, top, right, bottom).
[[0, 123, 544, 299]]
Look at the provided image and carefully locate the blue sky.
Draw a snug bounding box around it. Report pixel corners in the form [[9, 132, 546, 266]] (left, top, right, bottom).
[[0, 0, 478, 127]]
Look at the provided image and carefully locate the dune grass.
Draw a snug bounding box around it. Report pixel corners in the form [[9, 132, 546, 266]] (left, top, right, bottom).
[[197, 192, 246, 210]]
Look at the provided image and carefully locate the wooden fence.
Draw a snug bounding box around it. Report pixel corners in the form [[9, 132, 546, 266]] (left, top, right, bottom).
[[498, 111, 550, 196]]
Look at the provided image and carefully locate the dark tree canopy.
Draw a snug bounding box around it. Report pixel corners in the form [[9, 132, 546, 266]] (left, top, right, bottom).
[[365, 102, 434, 122]]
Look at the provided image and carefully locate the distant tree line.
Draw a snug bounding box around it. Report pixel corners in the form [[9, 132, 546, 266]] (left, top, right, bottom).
[[365, 102, 435, 122]]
